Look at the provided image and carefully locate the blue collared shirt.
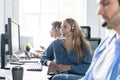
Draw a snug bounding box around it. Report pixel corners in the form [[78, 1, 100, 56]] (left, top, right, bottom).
[[40, 39, 92, 76], [82, 34, 120, 80]]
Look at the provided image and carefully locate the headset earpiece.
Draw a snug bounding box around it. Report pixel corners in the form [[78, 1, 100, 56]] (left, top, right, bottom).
[[55, 22, 61, 31], [71, 24, 75, 32], [55, 25, 59, 31]]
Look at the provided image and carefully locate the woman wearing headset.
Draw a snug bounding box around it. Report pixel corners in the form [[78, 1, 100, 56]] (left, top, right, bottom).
[[40, 18, 92, 80]]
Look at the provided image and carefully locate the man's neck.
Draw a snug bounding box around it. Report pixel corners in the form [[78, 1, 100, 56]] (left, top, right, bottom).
[[115, 24, 120, 35]]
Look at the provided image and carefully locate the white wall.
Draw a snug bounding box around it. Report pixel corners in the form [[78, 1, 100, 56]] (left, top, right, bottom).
[[4, 0, 19, 23], [0, 0, 19, 30], [0, 0, 5, 34], [86, 0, 106, 39]]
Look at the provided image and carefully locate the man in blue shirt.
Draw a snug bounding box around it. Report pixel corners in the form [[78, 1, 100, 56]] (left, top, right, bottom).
[[81, 0, 120, 80]]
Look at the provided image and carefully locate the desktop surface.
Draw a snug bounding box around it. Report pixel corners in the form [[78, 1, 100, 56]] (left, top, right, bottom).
[[8, 58, 42, 71], [0, 63, 50, 80]]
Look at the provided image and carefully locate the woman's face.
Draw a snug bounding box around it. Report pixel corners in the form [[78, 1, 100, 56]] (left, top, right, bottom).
[[61, 20, 73, 37]]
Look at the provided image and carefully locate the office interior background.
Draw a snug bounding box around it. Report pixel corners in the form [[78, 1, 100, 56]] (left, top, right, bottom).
[[0, 0, 115, 60]]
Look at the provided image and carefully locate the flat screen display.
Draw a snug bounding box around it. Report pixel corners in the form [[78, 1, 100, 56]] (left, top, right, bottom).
[[7, 18, 20, 56], [81, 26, 91, 39], [11, 21, 20, 52]]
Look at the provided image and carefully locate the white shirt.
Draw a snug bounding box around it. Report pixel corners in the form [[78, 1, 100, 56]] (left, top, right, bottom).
[[92, 37, 116, 80]]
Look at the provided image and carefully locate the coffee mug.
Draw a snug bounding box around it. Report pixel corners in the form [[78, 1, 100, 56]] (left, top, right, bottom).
[[12, 66, 23, 80]]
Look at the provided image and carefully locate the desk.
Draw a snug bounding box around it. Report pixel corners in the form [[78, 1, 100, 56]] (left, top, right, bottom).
[[0, 64, 50, 80]]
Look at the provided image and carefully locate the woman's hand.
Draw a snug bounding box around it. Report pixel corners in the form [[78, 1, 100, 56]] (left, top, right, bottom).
[[47, 61, 72, 73], [56, 64, 72, 73], [47, 61, 57, 68], [47, 61, 58, 74]]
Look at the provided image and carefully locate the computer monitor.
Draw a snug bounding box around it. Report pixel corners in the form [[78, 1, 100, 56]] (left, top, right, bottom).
[[1, 18, 20, 69], [7, 18, 20, 56], [88, 38, 101, 54], [81, 26, 91, 39]]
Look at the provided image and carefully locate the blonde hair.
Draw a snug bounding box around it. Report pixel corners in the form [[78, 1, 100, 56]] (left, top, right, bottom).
[[65, 18, 91, 61]]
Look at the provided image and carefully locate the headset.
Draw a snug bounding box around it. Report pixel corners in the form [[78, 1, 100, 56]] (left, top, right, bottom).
[[54, 22, 61, 31], [55, 25, 59, 31], [71, 23, 75, 32]]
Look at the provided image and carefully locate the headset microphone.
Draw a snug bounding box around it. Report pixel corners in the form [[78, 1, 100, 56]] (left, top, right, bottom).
[[63, 24, 75, 36], [63, 30, 71, 37], [102, 22, 107, 27]]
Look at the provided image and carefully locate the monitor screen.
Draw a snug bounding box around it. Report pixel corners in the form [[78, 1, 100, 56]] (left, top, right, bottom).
[[7, 18, 20, 56], [11, 21, 20, 52], [88, 38, 101, 54], [81, 26, 91, 39]]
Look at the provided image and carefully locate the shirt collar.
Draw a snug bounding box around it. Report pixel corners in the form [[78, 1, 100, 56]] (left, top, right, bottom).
[[116, 33, 120, 39]]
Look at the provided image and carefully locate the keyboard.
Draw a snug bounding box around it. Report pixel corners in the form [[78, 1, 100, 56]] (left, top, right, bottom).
[[26, 63, 42, 71], [19, 58, 39, 63], [0, 76, 5, 80]]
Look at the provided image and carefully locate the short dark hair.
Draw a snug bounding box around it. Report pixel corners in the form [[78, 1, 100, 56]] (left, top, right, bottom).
[[51, 21, 62, 31], [118, 0, 120, 5]]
